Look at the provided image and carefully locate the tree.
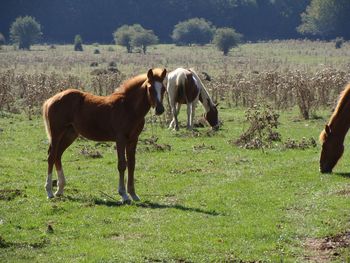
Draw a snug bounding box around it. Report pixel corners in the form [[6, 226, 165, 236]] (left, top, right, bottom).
[[10, 16, 42, 50], [213, 27, 242, 55], [131, 29, 158, 54], [114, 24, 159, 53], [113, 25, 136, 53], [171, 18, 215, 46], [297, 0, 350, 39], [74, 34, 83, 51]]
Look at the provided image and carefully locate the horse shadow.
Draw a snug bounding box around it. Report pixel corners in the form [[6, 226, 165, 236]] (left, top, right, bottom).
[[334, 172, 350, 178], [65, 195, 221, 216], [136, 201, 221, 216]]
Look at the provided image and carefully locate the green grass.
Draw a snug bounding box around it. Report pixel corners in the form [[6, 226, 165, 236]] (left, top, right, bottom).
[[0, 108, 349, 262], [1, 41, 350, 262]]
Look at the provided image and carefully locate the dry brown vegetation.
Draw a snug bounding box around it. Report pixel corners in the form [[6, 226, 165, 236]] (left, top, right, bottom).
[[0, 41, 350, 120]]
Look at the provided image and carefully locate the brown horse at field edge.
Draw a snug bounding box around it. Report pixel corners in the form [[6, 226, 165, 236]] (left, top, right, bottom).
[[319, 82, 350, 173], [43, 68, 167, 202]]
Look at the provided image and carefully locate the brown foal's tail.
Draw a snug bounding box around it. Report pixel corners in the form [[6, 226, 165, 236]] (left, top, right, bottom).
[[42, 99, 52, 149]]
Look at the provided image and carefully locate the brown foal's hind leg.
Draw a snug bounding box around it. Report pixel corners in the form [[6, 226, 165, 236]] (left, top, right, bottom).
[[46, 136, 61, 199], [54, 126, 78, 197], [126, 139, 139, 201]]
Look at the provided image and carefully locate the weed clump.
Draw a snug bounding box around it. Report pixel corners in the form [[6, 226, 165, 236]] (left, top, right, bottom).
[[234, 104, 280, 149], [283, 137, 317, 149]]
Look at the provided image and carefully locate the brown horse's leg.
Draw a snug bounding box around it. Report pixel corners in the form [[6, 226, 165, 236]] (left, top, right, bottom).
[[126, 139, 140, 201], [116, 140, 130, 203], [46, 136, 62, 199], [54, 126, 78, 197]]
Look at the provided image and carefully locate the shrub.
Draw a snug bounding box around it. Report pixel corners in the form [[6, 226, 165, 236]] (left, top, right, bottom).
[[93, 49, 100, 54], [171, 18, 215, 46], [10, 16, 42, 50], [113, 25, 135, 53], [234, 104, 280, 149], [74, 34, 83, 51], [131, 29, 158, 54], [0, 33, 5, 46], [335, 37, 344, 49], [213, 27, 242, 55], [114, 24, 158, 53]]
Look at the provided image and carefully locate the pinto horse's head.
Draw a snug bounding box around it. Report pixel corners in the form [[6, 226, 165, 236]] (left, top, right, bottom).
[[319, 124, 344, 173], [145, 68, 167, 115], [204, 99, 219, 130]]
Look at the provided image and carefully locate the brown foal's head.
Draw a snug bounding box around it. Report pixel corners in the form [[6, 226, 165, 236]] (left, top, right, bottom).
[[145, 68, 167, 115]]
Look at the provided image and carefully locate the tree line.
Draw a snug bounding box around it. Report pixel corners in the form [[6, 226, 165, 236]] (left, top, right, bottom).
[[1, 0, 349, 45]]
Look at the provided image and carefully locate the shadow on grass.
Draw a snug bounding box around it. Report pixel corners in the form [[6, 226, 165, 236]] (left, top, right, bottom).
[[334, 172, 350, 178], [136, 201, 221, 216], [65, 195, 221, 216], [65, 195, 124, 207]]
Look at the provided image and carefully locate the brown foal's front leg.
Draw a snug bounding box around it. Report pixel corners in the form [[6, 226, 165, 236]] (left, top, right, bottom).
[[116, 140, 130, 203], [126, 139, 140, 201]]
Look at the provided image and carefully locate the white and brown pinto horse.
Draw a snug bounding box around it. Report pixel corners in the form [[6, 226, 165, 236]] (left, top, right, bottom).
[[166, 68, 219, 130], [43, 68, 167, 203]]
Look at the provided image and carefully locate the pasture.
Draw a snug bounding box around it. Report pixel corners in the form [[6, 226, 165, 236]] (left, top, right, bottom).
[[0, 41, 350, 262]]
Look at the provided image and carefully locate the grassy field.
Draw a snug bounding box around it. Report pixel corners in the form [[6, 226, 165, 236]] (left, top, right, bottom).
[[0, 108, 349, 262], [0, 42, 350, 262]]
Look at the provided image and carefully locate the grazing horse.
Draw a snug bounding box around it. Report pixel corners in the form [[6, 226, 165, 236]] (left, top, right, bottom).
[[319, 82, 350, 173], [166, 67, 219, 131], [43, 68, 167, 202]]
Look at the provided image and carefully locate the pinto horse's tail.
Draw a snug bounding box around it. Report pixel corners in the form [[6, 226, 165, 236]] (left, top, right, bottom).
[[42, 98, 53, 148]]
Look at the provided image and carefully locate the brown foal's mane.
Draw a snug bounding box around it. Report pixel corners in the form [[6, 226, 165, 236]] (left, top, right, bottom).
[[115, 68, 165, 94], [320, 83, 350, 142]]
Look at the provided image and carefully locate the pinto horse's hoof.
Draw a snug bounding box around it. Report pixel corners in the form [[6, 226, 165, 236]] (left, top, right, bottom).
[[122, 198, 132, 205], [130, 194, 140, 201], [54, 192, 64, 197]]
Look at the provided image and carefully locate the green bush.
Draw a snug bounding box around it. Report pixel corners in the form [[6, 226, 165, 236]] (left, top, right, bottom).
[[334, 37, 344, 49], [10, 16, 42, 50], [171, 18, 215, 46], [74, 34, 83, 51], [0, 33, 5, 45], [131, 29, 158, 54], [113, 24, 158, 53], [213, 27, 242, 55]]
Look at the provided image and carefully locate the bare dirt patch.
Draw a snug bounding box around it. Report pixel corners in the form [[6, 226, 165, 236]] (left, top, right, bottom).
[[304, 231, 350, 262]]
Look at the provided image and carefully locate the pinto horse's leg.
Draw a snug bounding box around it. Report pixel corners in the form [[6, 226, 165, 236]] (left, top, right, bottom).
[[186, 103, 193, 130], [126, 139, 140, 201], [54, 126, 78, 197], [169, 100, 179, 131], [116, 140, 130, 203]]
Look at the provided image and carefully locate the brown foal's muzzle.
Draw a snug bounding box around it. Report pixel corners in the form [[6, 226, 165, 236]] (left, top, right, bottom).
[[155, 103, 165, 115]]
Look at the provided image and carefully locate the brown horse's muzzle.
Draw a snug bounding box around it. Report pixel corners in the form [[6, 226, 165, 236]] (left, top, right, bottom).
[[155, 103, 165, 115]]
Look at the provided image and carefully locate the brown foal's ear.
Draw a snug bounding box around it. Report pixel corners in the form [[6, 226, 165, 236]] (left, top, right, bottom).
[[147, 69, 154, 80], [325, 124, 331, 135], [215, 103, 219, 107], [161, 68, 167, 80]]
